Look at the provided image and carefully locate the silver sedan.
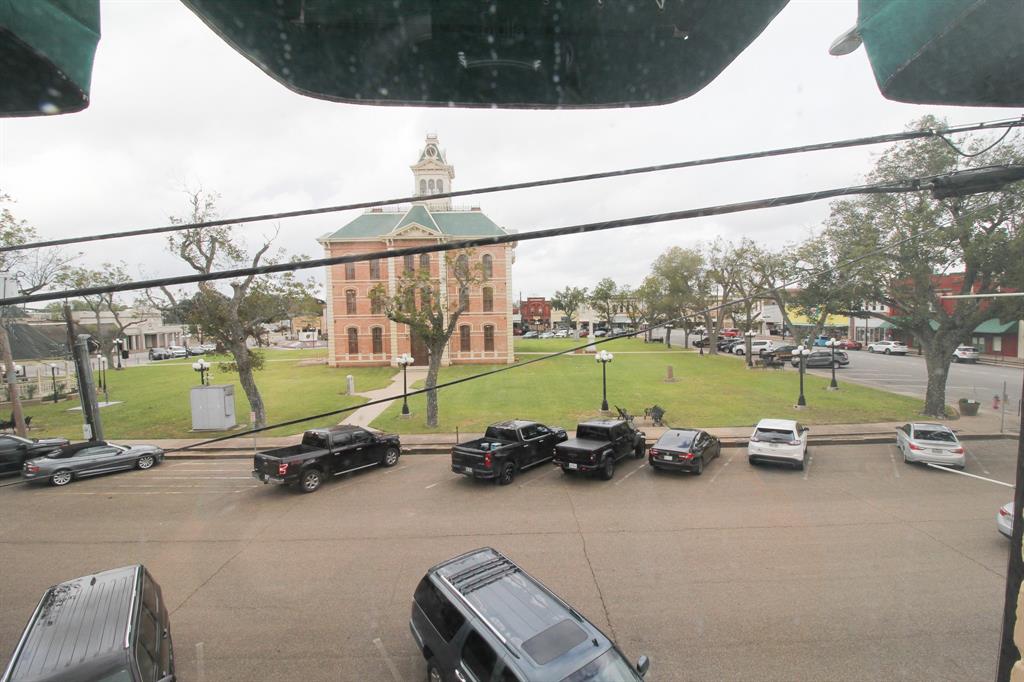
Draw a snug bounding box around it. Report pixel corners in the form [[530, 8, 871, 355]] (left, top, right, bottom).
[[895, 423, 965, 469], [998, 502, 1014, 539], [22, 441, 165, 486]]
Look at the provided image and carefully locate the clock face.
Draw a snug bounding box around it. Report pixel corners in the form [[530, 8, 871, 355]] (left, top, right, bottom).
[[426, 146, 436, 157]]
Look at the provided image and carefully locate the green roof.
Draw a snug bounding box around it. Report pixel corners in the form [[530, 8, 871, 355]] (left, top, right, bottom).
[[973, 318, 1018, 334], [324, 205, 506, 240]]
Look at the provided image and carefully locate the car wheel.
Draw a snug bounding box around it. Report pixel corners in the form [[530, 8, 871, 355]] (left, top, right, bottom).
[[136, 454, 156, 470], [884, 348, 891, 355], [298, 469, 323, 493], [427, 661, 443, 682], [952, 356, 959, 363], [833, 361, 841, 369], [633, 441, 645, 458], [498, 461, 516, 486], [694, 457, 704, 475], [748, 457, 757, 466], [868, 347, 874, 353], [795, 459, 805, 471], [382, 446, 400, 467], [599, 457, 615, 480], [50, 470, 73, 486]]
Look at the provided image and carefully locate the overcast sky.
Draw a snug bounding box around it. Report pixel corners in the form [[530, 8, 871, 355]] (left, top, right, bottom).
[[0, 0, 1018, 304]]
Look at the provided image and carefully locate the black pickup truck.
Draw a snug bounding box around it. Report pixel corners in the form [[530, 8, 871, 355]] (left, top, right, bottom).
[[553, 419, 646, 480], [451, 420, 567, 485], [252, 425, 401, 493]]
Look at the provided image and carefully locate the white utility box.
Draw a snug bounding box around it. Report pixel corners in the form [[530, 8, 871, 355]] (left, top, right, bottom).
[[190, 384, 237, 430]]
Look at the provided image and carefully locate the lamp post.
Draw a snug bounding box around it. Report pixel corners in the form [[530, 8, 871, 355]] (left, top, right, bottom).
[[795, 345, 811, 407], [665, 323, 673, 349], [826, 338, 839, 390], [595, 349, 614, 412], [49, 364, 59, 404], [397, 353, 414, 416], [744, 329, 756, 368], [192, 359, 210, 386], [114, 338, 124, 370]]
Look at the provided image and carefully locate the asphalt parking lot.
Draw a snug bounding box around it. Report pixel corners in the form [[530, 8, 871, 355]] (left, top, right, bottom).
[[0, 439, 1017, 681]]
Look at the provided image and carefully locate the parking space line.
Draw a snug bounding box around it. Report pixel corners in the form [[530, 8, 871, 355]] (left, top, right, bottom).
[[614, 462, 647, 485], [966, 448, 990, 475], [371, 638, 404, 682], [925, 463, 1014, 487], [382, 465, 409, 475], [142, 476, 253, 480], [707, 451, 737, 484], [802, 456, 813, 480], [424, 480, 445, 489], [889, 448, 901, 479]]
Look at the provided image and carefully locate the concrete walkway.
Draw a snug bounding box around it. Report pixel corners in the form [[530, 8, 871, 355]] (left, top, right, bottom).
[[337, 367, 428, 428]]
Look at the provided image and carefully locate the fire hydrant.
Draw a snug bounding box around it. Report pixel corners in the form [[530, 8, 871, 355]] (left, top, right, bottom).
[[993, 394, 1001, 410]]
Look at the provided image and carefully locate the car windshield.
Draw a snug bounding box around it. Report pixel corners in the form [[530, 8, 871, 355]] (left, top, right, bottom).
[[914, 429, 957, 443], [960, 347, 978, 352], [562, 648, 639, 682], [755, 428, 796, 442]]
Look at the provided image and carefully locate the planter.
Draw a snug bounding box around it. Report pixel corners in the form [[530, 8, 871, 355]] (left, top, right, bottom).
[[958, 398, 980, 417]]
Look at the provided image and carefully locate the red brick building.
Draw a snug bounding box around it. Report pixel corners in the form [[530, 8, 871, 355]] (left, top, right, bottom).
[[520, 297, 551, 331], [319, 135, 515, 367]]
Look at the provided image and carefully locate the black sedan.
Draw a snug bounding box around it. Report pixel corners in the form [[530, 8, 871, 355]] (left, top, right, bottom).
[[0, 434, 70, 476], [648, 428, 721, 475], [22, 441, 165, 486], [791, 349, 850, 368]]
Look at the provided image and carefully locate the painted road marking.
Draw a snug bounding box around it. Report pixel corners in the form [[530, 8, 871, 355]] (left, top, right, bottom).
[[889, 447, 901, 479], [802, 455, 813, 480], [382, 465, 409, 475], [614, 461, 647, 485], [372, 638, 403, 682], [925, 463, 1013, 487], [706, 451, 737, 485]]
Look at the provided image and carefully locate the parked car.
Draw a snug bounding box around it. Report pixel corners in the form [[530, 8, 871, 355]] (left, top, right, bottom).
[[147, 347, 172, 360], [716, 338, 738, 352], [554, 329, 570, 338], [22, 441, 165, 486], [812, 335, 832, 347], [648, 428, 721, 475], [720, 327, 740, 337], [579, 330, 589, 337], [952, 345, 980, 363], [521, 331, 538, 339], [451, 420, 567, 485], [791, 349, 850, 368], [867, 340, 909, 355], [593, 329, 608, 337], [733, 339, 774, 355], [409, 547, 650, 682], [772, 344, 798, 361], [692, 337, 710, 348], [167, 345, 189, 358], [998, 502, 1014, 539], [1, 565, 174, 682], [553, 419, 646, 480], [0, 434, 70, 476], [895, 422, 965, 469], [252, 425, 401, 492], [539, 331, 555, 339], [837, 338, 862, 350], [748, 419, 809, 470]]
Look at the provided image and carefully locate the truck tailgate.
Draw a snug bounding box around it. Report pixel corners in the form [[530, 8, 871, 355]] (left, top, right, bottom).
[[451, 446, 489, 469], [253, 454, 283, 478]]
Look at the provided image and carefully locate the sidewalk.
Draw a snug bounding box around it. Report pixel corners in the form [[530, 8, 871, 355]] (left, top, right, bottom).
[[337, 367, 428, 428]]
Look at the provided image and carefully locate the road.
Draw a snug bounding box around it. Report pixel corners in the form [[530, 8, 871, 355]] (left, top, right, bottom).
[[0, 440, 1016, 681]]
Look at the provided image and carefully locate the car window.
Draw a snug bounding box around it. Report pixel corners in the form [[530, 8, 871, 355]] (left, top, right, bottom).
[[135, 609, 160, 682], [414, 577, 465, 641], [142, 572, 160, 616], [498, 665, 524, 682], [754, 428, 796, 442], [913, 428, 957, 443], [351, 430, 372, 443], [461, 629, 498, 681], [562, 648, 638, 682], [520, 425, 541, 440], [333, 432, 353, 446]]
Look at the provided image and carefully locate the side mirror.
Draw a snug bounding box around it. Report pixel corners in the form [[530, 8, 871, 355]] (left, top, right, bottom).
[[802, 427, 810, 433], [636, 656, 650, 677]]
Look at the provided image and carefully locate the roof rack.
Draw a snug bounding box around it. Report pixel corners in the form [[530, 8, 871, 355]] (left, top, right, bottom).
[[437, 571, 520, 660]]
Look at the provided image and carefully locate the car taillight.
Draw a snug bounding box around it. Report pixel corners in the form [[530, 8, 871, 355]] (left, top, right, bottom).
[[483, 452, 492, 469], [951, 447, 964, 454], [1001, 508, 1013, 518], [908, 443, 923, 451], [750, 435, 760, 442], [681, 453, 694, 460], [278, 462, 289, 476], [26, 464, 39, 473], [649, 449, 660, 456], [788, 440, 801, 446]]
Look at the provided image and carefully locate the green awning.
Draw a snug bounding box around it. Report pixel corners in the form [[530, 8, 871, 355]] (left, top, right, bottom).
[[973, 318, 1019, 334], [858, 0, 1024, 106], [0, 0, 101, 116], [180, 0, 789, 109]]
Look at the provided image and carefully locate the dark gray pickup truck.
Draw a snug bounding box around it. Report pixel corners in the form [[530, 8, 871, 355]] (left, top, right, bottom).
[[553, 419, 646, 480], [252, 425, 401, 493], [451, 420, 567, 485]]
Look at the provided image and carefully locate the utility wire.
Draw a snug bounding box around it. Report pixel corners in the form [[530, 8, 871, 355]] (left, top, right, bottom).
[[0, 175, 953, 307], [2, 117, 1021, 255]]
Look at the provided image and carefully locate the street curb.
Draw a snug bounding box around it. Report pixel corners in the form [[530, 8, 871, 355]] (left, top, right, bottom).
[[163, 432, 1017, 459]]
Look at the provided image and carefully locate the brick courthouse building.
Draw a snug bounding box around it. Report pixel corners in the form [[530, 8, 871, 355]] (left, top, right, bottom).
[[319, 135, 515, 367]]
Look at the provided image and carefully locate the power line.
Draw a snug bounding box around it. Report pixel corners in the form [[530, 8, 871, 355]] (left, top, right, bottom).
[[2, 117, 1021, 255], [0, 175, 943, 306]]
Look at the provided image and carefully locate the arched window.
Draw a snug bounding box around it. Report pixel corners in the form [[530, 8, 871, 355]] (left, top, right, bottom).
[[344, 262, 356, 280], [484, 325, 495, 352], [419, 253, 430, 271], [403, 254, 415, 274], [482, 254, 493, 279], [482, 287, 494, 313], [437, 179, 444, 193], [455, 253, 470, 277], [428, 179, 435, 192], [419, 179, 426, 194], [369, 259, 381, 279], [370, 296, 382, 315], [459, 285, 470, 311], [345, 290, 357, 315], [459, 325, 471, 352], [347, 328, 358, 355], [371, 327, 383, 354]]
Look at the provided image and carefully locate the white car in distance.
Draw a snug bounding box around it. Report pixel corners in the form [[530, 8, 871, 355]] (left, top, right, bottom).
[[747, 419, 809, 471], [895, 422, 965, 469], [867, 340, 909, 355], [952, 345, 980, 363], [733, 339, 774, 355]]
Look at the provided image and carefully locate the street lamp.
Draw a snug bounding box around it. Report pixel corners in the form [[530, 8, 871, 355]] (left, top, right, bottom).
[[192, 359, 210, 386], [114, 338, 125, 370], [665, 323, 673, 349], [49, 363, 59, 404], [595, 349, 614, 412], [397, 353, 414, 416], [744, 329, 756, 368], [795, 345, 811, 407], [825, 338, 839, 390]]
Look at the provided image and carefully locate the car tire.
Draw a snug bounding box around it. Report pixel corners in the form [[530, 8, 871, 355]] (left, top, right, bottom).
[[633, 441, 645, 458], [748, 457, 757, 467], [795, 458, 805, 471], [298, 468, 323, 493], [695, 457, 704, 475], [884, 348, 891, 355], [498, 461, 516, 486], [599, 457, 615, 481], [868, 347, 875, 353], [50, 469, 73, 486], [382, 446, 400, 467], [952, 356, 959, 363], [833, 361, 841, 369], [136, 454, 155, 470], [426, 661, 443, 682]]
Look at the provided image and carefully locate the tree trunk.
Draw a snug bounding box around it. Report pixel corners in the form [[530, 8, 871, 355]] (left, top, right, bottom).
[[230, 339, 266, 428], [0, 319, 26, 437], [921, 334, 962, 418], [425, 343, 444, 428], [704, 313, 719, 355]]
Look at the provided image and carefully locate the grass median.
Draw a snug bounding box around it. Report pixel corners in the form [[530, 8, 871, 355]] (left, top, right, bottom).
[[22, 349, 395, 440], [371, 345, 923, 434]]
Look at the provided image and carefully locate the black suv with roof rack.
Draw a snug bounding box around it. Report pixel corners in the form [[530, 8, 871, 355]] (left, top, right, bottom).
[[410, 547, 649, 682]]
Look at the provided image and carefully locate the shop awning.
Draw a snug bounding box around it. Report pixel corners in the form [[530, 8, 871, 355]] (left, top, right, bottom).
[[973, 318, 1019, 334], [0, 0, 100, 116]]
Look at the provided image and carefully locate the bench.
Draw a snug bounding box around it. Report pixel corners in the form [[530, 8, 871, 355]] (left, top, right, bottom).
[[757, 355, 786, 370]]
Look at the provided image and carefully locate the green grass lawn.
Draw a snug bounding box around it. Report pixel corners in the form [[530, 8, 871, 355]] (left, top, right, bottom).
[[513, 337, 684, 354], [22, 350, 395, 440], [371, 352, 923, 434]]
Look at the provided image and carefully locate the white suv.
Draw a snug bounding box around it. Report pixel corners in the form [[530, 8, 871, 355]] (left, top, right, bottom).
[[733, 339, 774, 355], [867, 340, 909, 355], [952, 345, 980, 363], [748, 419, 808, 470]]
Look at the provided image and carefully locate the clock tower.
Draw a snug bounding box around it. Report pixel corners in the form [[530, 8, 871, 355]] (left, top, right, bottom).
[[411, 134, 455, 211]]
